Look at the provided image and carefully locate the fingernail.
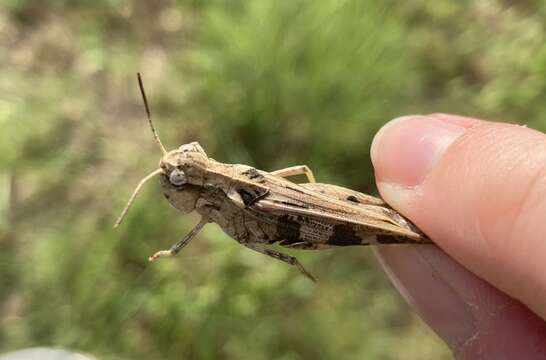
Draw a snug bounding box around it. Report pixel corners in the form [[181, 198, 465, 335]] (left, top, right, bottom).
[[371, 115, 466, 187], [374, 246, 477, 351]]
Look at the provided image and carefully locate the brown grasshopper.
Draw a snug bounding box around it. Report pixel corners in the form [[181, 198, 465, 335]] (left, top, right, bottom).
[[114, 73, 431, 282]]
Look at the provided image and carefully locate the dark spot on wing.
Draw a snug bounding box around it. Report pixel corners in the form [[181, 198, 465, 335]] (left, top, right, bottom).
[[276, 215, 301, 244], [346, 195, 359, 203], [242, 168, 266, 183], [237, 187, 269, 206], [163, 193, 170, 200], [238, 189, 254, 206], [329, 224, 362, 246]]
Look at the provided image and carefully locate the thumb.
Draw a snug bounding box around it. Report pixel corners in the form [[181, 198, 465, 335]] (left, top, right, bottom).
[[370, 114, 546, 356]]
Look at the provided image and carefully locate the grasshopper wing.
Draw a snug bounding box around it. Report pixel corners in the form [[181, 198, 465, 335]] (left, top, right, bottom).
[[244, 175, 430, 249]]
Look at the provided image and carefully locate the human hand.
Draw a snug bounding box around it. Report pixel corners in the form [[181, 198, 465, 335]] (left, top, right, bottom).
[[371, 114, 546, 359]]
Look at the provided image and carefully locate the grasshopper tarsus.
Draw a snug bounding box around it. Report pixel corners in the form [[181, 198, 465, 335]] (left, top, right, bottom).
[[296, 263, 317, 283], [148, 250, 175, 262], [285, 255, 317, 282], [284, 254, 317, 283]]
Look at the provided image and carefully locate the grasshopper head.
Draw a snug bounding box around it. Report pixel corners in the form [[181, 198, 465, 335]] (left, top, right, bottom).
[[159, 142, 208, 187], [159, 176, 202, 213], [157, 142, 208, 213]]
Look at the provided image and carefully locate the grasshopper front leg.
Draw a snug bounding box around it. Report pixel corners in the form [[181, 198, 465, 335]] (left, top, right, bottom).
[[271, 165, 316, 183], [240, 241, 317, 282], [149, 217, 209, 261]]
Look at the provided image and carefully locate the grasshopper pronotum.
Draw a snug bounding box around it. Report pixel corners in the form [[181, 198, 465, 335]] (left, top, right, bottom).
[[114, 74, 430, 282]]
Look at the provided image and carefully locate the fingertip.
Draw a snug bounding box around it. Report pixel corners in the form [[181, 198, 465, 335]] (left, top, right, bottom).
[[427, 113, 484, 128], [372, 115, 546, 321], [371, 115, 466, 187]]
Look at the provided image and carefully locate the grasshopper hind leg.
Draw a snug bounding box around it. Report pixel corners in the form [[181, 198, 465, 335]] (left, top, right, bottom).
[[241, 242, 317, 282]]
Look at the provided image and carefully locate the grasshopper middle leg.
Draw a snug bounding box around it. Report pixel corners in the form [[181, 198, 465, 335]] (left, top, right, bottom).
[[241, 242, 317, 282], [271, 165, 316, 183]]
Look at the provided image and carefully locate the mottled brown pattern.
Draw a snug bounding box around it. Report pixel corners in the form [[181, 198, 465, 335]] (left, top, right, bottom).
[[276, 214, 302, 244], [118, 136, 431, 282], [329, 224, 363, 246]]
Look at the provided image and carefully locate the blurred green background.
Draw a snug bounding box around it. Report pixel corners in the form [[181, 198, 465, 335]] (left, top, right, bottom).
[[1, 1, 546, 359]]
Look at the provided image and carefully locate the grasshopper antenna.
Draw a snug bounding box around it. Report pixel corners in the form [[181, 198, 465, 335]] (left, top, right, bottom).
[[114, 74, 166, 228], [137, 72, 167, 155], [114, 168, 163, 228]]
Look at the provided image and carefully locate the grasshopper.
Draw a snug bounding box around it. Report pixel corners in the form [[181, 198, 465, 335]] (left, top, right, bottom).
[[114, 73, 431, 282]]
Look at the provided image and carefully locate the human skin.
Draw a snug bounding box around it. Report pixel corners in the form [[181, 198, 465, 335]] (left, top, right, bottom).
[[371, 114, 546, 359]]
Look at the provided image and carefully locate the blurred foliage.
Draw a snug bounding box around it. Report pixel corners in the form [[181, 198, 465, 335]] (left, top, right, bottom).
[[0, 0, 545, 359]]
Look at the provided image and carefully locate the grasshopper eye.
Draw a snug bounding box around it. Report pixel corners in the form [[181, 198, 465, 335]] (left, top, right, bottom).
[[169, 169, 187, 186]]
